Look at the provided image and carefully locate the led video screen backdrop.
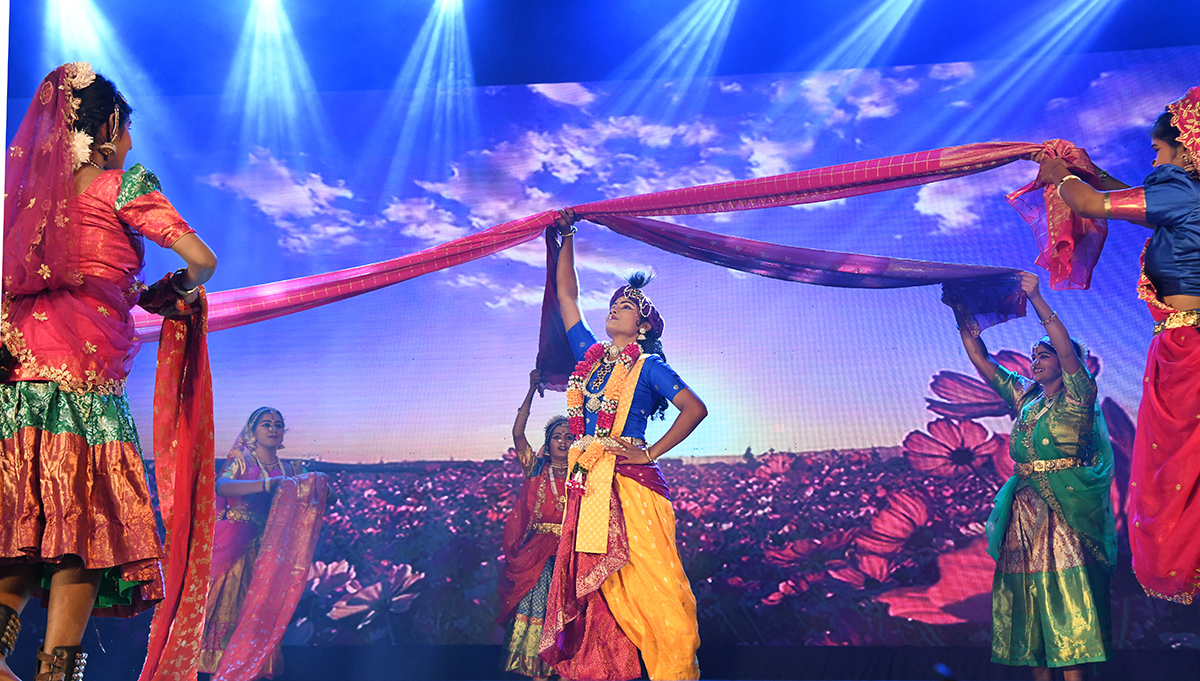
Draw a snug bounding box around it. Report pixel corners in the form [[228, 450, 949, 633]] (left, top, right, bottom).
[[10, 44, 1200, 648]]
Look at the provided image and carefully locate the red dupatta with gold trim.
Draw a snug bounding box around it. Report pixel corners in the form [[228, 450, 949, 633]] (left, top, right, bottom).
[[138, 293, 215, 681]]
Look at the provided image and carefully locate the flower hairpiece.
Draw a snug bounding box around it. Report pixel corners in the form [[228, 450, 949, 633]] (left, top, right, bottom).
[[70, 130, 94, 171], [63, 62, 96, 91]]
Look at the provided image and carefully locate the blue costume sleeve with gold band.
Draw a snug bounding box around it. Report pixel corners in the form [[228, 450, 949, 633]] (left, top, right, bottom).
[[1141, 164, 1200, 296], [115, 163, 195, 248]]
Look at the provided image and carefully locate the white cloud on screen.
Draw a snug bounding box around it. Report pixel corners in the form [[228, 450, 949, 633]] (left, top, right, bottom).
[[448, 272, 610, 311], [204, 148, 364, 253], [529, 83, 598, 108], [929, 62, 975, 83], [381, 197, 468, 244], [773, 69, 921, 124], [741, 135, 798, 177], [1072, 72, 1180, 146], [913, 164, 1032, 235]]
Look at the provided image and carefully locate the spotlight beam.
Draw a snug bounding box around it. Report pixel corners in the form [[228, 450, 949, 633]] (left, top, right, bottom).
[[221, 0, 332, 162], [606, 0, 741, 123], [43, 0, 176, 170], [368, 0, 479, 196]]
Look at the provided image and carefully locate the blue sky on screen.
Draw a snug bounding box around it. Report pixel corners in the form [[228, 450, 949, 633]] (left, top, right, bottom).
[[66, 46, 1199, 462]]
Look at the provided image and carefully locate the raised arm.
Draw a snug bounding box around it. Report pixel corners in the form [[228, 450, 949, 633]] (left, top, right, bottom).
[[958, 324, 999, 385], [554, 209, 583, 331], [1020, 272, 1081, 375], [512, 369, 541, 454]]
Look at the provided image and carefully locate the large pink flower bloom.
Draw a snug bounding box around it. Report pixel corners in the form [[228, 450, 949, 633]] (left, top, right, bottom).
[[874, 538, 993, 625], [827, 553, 898, 590], [903, 418, 1005, 478], [855, 491, 929, 555]]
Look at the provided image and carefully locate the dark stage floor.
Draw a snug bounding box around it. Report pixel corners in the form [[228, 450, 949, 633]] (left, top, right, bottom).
[[10, 641, 1200, 680]]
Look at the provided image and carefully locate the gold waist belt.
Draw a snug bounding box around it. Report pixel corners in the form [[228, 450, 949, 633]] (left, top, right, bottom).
[[571, 435, 647, 452], [218, 508, 266, 526], [531, 523, 562, 537], [1014, 457, 1083, 478], [1154, 309, 1200, 335]]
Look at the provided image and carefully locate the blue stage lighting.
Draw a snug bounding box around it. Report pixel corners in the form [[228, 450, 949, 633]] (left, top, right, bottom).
[[367, 0, 479, 197], [221, 0, 332, 162], [42, 0, 175, 169], [762, 0, 924, 127], [936, 0, 1123, 145], [797, 0, 925, 73], [605, 0, 741, 123]]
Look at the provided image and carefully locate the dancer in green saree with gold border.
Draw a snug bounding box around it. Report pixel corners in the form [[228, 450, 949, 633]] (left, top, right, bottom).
[[953, 272, 1115, 681]]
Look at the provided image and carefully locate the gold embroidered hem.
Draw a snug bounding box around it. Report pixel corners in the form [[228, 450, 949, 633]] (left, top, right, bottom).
[[1141, 584, 1195, 605], [1014, 457, 1083, 478], [1153, 309, 1200, 335], [1, 297, 127, 396], [992, 488, 1111, 668]]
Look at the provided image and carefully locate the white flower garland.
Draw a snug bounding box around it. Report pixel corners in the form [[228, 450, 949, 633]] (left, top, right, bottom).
[[63, 62, 99, 170], [63, 61, 95, 91], [71, 130, 94, 171]]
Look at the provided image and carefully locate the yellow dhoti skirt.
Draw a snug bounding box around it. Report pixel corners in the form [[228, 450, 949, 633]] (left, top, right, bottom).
[[600, 474, 700, 680]]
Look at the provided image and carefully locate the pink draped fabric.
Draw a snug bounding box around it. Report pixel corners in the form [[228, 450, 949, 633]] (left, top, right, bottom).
[[212, 473, 329, 681], [130, 140, 1099, 342]]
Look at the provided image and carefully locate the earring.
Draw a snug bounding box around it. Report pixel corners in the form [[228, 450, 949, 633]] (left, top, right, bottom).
[[1183, 150, 1197, 177], [637, 329, 647, 341], [248, 436, 257, 448], [98, 105, 120, 157]]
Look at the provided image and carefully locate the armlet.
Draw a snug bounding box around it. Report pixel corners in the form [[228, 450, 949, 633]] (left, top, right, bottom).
[[1104, 187, 1146, 222]]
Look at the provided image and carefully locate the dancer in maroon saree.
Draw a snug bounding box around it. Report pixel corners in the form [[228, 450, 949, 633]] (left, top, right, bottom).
[[498, 370, 574, 679], [1037, 86, 1200, 604], [200, 408, 327, 680]]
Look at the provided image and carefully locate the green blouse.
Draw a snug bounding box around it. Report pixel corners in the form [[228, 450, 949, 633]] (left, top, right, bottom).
[[985, 365, 1117, 570]]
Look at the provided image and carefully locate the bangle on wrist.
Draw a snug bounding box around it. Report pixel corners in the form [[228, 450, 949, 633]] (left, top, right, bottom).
[[1056, 174, 1082, 193], [1039, 310, 1059, 326], [170, 268, 198, 297], [557, 224, 577, 237]]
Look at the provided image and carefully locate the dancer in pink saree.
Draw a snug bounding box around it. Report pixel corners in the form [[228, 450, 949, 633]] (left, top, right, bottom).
[[199, 408, 328, 680]]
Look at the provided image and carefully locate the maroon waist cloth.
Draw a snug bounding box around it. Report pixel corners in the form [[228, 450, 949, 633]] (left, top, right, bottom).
[[615, 461, 671, 501]]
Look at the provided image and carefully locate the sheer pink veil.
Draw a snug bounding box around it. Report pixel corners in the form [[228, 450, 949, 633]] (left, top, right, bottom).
[[3, 63, 90, 295]]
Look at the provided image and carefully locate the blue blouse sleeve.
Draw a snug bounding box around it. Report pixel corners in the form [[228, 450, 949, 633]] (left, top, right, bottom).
[[642, 355, 688, 402], [1144, 164, 1199, 228], [566, 321, 599, 362]]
